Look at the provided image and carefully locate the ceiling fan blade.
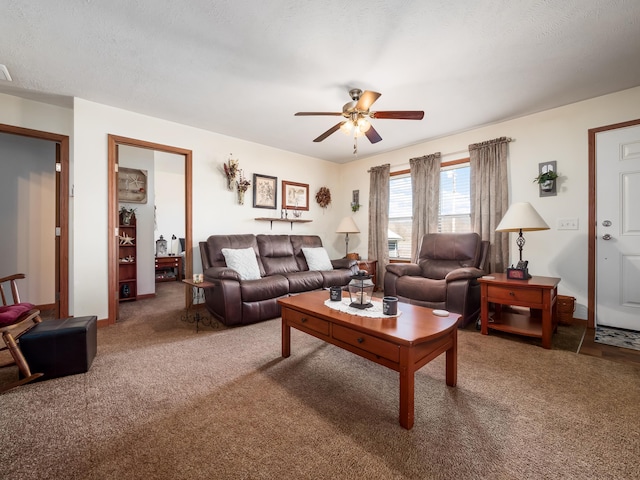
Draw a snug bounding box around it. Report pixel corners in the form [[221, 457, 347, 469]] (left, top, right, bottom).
[[355, 91, 381, 111], [295, 112, 342, 116], [364, 124, 382, 144], [371, 110, 424, 120], [313, 122, 345, 142]]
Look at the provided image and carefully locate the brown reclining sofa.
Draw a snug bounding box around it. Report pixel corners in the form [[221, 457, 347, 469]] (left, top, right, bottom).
[[199, 234, 357, 326]]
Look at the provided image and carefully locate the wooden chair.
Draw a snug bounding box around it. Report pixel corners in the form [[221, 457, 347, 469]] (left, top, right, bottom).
[[0, 273, 43, 393]]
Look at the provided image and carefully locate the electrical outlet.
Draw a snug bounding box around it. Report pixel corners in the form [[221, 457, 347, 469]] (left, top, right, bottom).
[[557, 217, 579, 230]]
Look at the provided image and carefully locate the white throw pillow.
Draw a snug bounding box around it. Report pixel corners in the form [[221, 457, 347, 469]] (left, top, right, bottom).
[[302, 247, 334, 271], [221, 247, 261, 280]]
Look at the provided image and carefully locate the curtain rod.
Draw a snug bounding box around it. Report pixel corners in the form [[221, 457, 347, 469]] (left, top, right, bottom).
[[366, 137, 514, 172]]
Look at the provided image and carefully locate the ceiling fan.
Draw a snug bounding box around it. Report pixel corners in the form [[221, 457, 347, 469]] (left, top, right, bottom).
[[295, 88, 424, 153]]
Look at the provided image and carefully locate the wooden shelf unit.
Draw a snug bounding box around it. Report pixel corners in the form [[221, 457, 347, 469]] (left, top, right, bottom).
[[255, 217, 312, 230], [155, 255, 183, 282], [118, 216, 137, 302]]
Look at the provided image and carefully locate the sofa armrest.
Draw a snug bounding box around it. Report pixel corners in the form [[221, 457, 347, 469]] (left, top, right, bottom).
[[386, 263, 422, 277], [445, 267, 484, 283], [331, 258, 357, 270], [204, 266, 242, 282]]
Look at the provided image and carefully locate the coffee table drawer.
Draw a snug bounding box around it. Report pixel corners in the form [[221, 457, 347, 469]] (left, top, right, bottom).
[[332, 324, 400, 362], [487, 285, 542, 304], [286, 310, 329, 336]]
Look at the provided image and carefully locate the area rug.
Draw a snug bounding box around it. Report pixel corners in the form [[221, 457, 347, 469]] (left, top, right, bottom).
[[595, 326, 640, 352]]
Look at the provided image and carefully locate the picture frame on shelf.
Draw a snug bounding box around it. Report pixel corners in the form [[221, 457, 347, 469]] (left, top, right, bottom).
[[252, 174, 278, 209], [282, 180, 309, 211], [118, 167, 148, 204]]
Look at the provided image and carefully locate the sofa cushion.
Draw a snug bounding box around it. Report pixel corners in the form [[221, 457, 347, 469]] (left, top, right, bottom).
[[396, 276, 447, 303], [240, 275, 289, 302], [417, 233, 482, 279], [290, 235, 324, 271], [206, 235, 266, 276], [302, 247, 334, 271], [319, 269, 354, 288], [221, 247, 262, 280], [282, 271, 324, 293], [257, 235, 300, 276]]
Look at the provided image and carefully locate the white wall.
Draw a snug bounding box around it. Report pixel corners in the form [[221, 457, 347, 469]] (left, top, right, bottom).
[[3, 86, 640, 321], [71, 98, 339, 320], [340, 86, 640, 320], [0, 133, 56, 304], [154, 151, 185, 255]]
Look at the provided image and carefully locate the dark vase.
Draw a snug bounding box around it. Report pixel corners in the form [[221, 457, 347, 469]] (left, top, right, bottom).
[[121, 283, 130, 298]]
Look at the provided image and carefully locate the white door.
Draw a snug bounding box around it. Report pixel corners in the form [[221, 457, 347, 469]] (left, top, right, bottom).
[[596, 124, 640, 330]]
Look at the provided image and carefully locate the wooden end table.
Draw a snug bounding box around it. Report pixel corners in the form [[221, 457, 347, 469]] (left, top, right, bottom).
[[479, 273, 561, 349], [279, 290, 458, 429], [155, 256, 183, 282]]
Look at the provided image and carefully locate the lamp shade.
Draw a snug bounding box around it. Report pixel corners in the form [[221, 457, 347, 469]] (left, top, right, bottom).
[[336, 216, 360, 234], [495, 202, 550, 232]]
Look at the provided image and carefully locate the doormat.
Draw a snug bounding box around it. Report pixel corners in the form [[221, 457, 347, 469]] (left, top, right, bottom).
[[594, 326, 640, 352]]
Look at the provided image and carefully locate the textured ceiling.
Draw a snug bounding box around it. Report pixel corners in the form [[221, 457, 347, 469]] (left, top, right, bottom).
[[1, 0, 640, 163]]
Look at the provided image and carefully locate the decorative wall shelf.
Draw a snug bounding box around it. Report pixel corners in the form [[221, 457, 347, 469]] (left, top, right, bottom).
[[255, 217, 312, 230]]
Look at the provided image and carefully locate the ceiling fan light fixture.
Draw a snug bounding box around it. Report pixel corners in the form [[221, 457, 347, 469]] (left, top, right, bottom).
[[340, 121, 353, 134], [357, 117, 371, 133]]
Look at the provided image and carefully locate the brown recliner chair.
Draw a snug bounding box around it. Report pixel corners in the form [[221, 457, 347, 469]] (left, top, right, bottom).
[[384, 233, 489, 328]]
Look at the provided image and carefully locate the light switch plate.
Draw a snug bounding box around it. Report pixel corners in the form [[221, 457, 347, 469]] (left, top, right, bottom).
[[557, 217, 578, 230]]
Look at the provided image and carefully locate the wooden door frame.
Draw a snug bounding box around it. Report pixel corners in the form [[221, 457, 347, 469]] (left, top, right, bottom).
[[587, 118, 640, 329], [107, 135, 193, 325], [0, 123, 69, 318]]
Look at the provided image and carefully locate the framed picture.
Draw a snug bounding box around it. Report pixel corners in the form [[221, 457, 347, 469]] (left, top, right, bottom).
[[118, 167, 148, 204], [282, 180, 309, 211], [253, 174, 277, 209]]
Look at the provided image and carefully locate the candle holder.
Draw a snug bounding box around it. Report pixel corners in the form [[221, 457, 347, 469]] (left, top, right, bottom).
[[347, 270, 375, 309]]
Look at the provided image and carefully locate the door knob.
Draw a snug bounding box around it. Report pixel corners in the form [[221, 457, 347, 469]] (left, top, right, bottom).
[[602, 220, 612, 227], [602, 234, 612, 240]]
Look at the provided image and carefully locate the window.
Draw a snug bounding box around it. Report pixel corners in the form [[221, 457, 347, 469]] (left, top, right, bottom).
[[388, 161, 471, 260]]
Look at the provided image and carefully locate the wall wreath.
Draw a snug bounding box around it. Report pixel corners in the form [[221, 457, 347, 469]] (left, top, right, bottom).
[[315, 186, 332, 209]]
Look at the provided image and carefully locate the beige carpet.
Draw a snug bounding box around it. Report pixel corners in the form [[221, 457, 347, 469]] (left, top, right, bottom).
[[1, 283, 639, 479]]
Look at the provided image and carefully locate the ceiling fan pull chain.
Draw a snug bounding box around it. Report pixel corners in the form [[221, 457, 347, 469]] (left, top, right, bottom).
[[353, 134, 358, 155]]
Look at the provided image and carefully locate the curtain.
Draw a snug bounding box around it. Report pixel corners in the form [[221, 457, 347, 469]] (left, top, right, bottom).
[[368, 164, 390, 290], [469, 136, 510, 273], [409, 152, 441, 262]]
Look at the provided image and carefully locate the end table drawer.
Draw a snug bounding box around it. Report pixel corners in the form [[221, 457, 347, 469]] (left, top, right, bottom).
[[286, 311, 329, 336], [332, 324, 399, 362], [487, 285, 542, 304]]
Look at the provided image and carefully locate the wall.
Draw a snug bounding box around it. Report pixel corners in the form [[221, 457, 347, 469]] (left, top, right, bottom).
[[3, 86, 639, 321], [339, 85, 640, 320], [0, 133, 56, 304], [72, 98, 339, 320], [154, 151, 185, 256]]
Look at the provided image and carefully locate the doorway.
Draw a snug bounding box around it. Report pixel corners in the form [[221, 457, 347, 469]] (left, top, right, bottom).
[[588, 118, 640, 330], [0, 123, 69, 319], [107, 135, 192, 325]]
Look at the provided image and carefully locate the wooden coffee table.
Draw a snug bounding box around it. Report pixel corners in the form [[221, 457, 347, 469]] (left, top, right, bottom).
[[278, 290, 459, 429]]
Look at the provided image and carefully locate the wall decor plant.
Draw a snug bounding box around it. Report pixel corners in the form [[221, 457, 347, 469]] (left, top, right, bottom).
[[222, 153, 239, 191], [534, 161, 559, 197], [351, 190, 361, 212]]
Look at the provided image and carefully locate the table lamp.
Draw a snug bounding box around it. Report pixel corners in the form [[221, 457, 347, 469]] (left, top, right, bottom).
[[336, 216, 360, 258], [495, 202, 549, 278]]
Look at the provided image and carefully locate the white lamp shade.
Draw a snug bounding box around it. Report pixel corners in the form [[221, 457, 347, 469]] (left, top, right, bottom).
[[336, 216, 360, 234], [495, 202, 550, 232]]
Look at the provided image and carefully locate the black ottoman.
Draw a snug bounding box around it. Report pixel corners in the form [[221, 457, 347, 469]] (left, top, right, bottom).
[[20, 316, 97, 379]]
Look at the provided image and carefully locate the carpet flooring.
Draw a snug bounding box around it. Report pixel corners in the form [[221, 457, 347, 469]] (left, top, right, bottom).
[[1, 283, 639, 479], [595, 325, 640, 352]]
